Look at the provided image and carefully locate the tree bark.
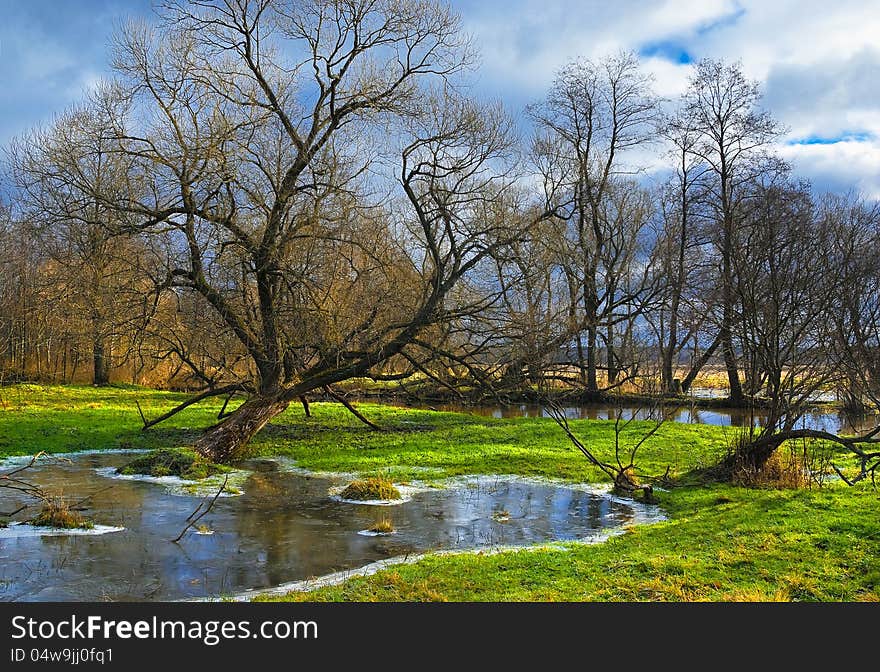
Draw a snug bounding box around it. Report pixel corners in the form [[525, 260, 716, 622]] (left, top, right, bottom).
[[194, 396, 290, 463], [586, 324, 598, 393], [681, 332, 722, 393], [606, 323, 617, 386], [93, 337, 110, 386], [661, 348, 675, 394]]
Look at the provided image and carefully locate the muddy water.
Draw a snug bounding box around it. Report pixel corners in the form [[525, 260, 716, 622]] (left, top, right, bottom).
[[0, 454, 656, 602]]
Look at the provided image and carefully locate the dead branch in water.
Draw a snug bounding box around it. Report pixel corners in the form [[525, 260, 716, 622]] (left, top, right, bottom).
[[0, 452, 50, 517], [171, 475, 228, 543]]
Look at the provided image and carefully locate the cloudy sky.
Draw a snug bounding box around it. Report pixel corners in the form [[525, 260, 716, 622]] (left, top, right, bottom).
[[1, 0, 878, 197]]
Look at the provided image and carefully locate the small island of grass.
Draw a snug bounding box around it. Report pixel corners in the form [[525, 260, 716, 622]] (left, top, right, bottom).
[[368, 518, 396, 534], [340, 477, 401, 501], [118, 448, 230, 480], [31, 498, 93, 530]]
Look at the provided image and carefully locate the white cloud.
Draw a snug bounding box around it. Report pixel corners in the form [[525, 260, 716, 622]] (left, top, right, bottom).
[[463, 0, 738, 98], [639, 57, 692, 99], [460, 0, 880, 197], [780, 140, 880, 200]]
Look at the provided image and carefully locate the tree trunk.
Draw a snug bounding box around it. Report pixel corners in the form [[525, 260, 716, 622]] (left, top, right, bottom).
[[661, 349, 675, 394], [723, 434, 782, 477], [720, 194, 744, 405], [93, 337, 110, 386], [721, 321, 744, 404], [606, 323, 617, 386], [586, 324, 598, 393], [194, 396, 290, 464], [574, 336, 585, 386]]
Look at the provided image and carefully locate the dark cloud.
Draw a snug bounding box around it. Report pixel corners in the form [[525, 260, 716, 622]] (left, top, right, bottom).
[[764, 48, 880, 138]]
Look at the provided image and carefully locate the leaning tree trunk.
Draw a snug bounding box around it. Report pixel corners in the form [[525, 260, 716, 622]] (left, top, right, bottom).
[[720, 432, 784, 478], [194, 396, 290, 464]]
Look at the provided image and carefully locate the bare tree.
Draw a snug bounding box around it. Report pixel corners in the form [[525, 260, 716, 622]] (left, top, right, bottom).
[[70, 0, 522, 462], [710, 180, 880, 484], [829, 195, 880, 414], [649, 110, 719, 395], [681, 59, 782, 404], [488, 204, 582, 391], [9, 102, 154, 386], [530, 51, 659, 397]]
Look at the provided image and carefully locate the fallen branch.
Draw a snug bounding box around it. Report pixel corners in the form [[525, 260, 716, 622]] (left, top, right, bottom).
[[0, 452, 52, 518], [323, 386, 381, 430], [137, 384, 246, 431], [171, 475, 228, 543], [0, 504, 29, 518], [68, 486, 115, 511]]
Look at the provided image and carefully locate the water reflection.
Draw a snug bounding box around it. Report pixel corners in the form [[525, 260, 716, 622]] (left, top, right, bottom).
[[425, 402, 880, 434], [0, 455, 649, 602]]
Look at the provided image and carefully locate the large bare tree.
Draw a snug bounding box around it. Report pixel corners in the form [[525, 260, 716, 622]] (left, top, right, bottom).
[[76, 0, 521, 462]]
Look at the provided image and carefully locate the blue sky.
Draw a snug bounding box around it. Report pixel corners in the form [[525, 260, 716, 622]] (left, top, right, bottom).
[[2, 0, 879, 197]]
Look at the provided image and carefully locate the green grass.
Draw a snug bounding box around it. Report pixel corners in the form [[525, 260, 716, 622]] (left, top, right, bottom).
[[1, 383, 878, 602], [0, 383, 732, 483]]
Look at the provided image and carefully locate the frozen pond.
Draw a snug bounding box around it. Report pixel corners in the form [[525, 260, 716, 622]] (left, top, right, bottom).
[[0, 453, 660, 601]]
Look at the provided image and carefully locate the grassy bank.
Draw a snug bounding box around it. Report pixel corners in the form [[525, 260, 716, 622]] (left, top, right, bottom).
[[1, 384, 878, 601], [0, 383, 730, 482]]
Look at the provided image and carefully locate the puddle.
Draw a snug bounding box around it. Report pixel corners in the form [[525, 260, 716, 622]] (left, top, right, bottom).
[[0, 453, 662, 602]]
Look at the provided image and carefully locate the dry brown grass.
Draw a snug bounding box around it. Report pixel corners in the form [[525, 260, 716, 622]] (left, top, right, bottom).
[[368, 518, 395, 534], [732, 450, 810, 489], [31, 497, 93, 529], [340, 477, 401, 501]]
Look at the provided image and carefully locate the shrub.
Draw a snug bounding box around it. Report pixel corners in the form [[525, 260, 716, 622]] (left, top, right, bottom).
[[732, 450, 809, 489]]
